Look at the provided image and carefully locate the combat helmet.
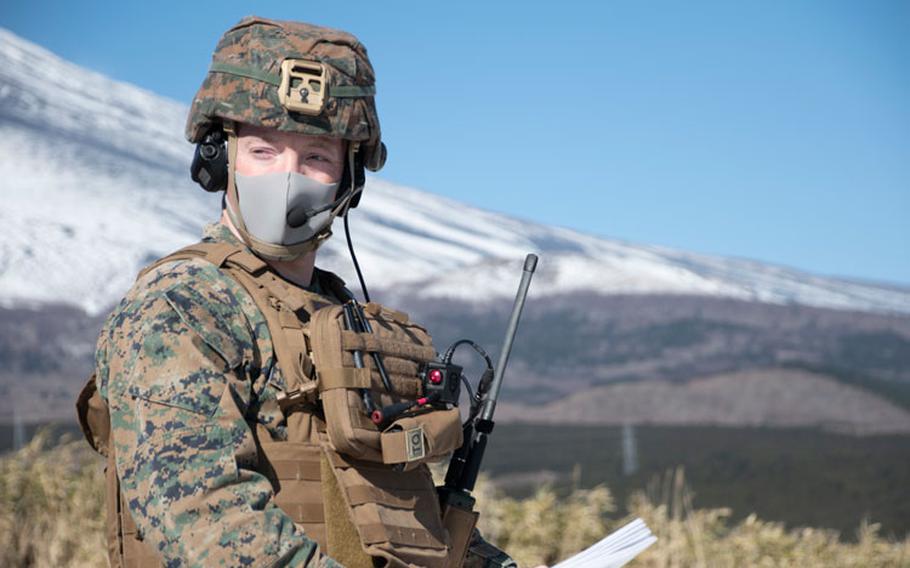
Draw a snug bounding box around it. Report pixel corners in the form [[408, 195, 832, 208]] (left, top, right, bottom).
[[187, 16, 386, 260]]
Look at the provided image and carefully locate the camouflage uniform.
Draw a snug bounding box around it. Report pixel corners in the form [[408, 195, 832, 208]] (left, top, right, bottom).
[[94, 223, 516, 567], [95, 223, 334, 566], [87, 15, 517, 568]]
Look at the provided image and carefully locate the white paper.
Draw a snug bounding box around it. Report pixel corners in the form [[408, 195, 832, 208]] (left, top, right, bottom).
[[552, 518, 657, 568]]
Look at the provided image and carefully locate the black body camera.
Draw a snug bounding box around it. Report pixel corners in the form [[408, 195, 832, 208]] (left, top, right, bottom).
[[190, 129, 228, 193], [420, 361, 462, 406]]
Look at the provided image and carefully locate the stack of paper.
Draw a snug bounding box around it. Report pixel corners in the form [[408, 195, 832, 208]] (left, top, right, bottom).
[[552, 518, 657, 568]]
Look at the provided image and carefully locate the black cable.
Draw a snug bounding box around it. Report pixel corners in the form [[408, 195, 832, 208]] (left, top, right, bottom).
[[460, 373, 475, 403], [343, 210, 370, 303], [460, 373, 479, 427], [444, 340, 494, 424], [442, 339, 494, 371]]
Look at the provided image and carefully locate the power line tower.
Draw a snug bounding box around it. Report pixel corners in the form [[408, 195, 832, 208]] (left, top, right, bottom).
[[13, 397, 26, 451], [621, 422, 639, 476]]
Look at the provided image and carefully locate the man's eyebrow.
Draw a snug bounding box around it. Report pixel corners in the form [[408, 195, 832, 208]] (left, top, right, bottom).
[[243, 129, 340, 153], [305, 137, 339, 150], [241, 131, 273, 143]]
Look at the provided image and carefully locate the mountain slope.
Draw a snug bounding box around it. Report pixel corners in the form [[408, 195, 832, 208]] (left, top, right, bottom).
[[2, 29, 910, 434], [1, 26, 909, 318]]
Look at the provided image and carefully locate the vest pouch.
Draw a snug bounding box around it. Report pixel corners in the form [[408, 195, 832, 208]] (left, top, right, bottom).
[[380, 408, 463, 470], [309, 303, 462, 465], [76, 373, 111, 457]]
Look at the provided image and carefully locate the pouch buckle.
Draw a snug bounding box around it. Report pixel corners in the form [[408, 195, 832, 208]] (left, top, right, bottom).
[[278, 59, 327, 115], [276, 382, 319, 411]]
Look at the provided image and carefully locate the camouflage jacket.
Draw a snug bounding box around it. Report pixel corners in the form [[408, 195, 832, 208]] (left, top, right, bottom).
[[95, 223, 515, 568]]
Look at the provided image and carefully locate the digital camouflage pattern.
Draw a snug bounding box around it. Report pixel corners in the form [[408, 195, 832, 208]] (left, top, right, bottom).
[[95, 223, 515, 567], [96, 223, 337, 567], [186, 16, 383, 170]]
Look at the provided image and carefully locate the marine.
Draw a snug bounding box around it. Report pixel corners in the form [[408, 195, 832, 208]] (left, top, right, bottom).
[[77, 16, 517, 568]]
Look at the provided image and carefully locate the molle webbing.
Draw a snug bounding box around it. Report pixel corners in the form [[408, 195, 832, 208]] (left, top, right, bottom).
[[259, 440, 328, 548], [320, 436, 450, 568], [340, 330, 437, 361]]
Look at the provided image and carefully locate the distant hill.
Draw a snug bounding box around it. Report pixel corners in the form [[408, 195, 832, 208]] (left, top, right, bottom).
[[497, 369, 910, 434], [1, 28, 909, 433]]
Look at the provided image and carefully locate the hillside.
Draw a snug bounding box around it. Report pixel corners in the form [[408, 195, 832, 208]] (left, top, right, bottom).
[[1, 28, 909, 433]]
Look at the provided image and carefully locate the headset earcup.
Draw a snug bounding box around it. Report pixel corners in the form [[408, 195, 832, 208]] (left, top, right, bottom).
[[364, 141, 387, 172], [190, 130, 228, 192]]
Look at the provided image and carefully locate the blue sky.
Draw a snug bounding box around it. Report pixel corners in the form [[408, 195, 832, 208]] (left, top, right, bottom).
[[3, 0, 908, 284]]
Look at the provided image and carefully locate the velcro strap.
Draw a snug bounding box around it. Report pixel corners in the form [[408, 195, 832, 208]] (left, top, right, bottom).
[[278, 306, 303, 329], [363, 302, 408, 323], [329, 85, 376, 97], [340, 331, 436, 361], [359, 523, 445, 549], [210, 61, 281, 85], [225, 249, 269, 274], [274, 502, 325, 523], [268, 459, 322, 481], [346, 485, 424, 509], [342, 331, 381, 353], [179, 242, 238, 267], [327, 454, 422, 488], [209, 62, 376, 98], [380, 427, 425, 465], [136, 241, 244, 279], [318, 367, 371, 391]]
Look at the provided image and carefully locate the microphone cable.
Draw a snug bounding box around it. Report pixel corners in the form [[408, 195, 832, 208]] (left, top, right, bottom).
[[343, 210, 371, 303]]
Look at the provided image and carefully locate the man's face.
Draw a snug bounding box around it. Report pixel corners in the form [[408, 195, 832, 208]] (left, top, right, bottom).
[[234, 123, 346, 184]]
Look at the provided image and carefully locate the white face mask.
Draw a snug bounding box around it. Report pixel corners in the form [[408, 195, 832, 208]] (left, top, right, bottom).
[[233, 171, 341, 246]]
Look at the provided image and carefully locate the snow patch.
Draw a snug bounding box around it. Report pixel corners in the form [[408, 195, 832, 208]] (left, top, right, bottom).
[[1, 28, 908, 317]]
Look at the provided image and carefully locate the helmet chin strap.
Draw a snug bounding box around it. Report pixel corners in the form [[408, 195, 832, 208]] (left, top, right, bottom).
[[336, 142, 363, 218], [222, 121, 357, 262]]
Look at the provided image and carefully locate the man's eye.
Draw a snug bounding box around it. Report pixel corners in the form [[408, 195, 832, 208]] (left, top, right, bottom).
[[251, 147, 275, 156], [308, 154, 331, 163]]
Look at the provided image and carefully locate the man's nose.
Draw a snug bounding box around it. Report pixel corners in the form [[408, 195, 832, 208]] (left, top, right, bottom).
[[278, 149, 306, 174]]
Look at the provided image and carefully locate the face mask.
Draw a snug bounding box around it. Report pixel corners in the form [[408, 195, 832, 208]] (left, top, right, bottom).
[[233, 171, 341, 246]]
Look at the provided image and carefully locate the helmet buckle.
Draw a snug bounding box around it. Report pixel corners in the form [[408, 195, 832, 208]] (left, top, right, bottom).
[[278, 59, 326, 115]]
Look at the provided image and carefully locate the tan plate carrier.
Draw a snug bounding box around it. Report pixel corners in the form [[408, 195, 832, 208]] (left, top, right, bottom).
[[77, 240, 465, 568]]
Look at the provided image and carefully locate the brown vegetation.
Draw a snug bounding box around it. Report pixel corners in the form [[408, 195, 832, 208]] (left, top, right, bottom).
[[2, 434, 908, 567]]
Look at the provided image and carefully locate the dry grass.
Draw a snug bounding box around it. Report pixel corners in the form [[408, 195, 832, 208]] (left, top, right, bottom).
[[0, 431, 106, 567], [627, 466, 910, 567], [2, 434, 908, 567], [474, 466, 910, 568]]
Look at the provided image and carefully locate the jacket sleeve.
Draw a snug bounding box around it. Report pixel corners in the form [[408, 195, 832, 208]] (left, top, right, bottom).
[[100, 277, 338, 568]]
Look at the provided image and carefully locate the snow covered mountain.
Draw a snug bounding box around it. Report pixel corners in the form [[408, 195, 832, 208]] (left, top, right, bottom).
[[2, 28, 908, 316]]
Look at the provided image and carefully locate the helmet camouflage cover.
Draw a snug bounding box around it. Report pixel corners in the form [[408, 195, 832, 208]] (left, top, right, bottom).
[[187, 16, 385, 171]]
